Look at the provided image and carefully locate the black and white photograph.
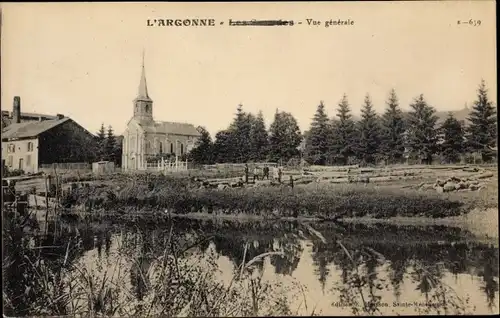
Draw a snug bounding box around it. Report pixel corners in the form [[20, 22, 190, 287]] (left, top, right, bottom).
[[1, 1, 498, 316]]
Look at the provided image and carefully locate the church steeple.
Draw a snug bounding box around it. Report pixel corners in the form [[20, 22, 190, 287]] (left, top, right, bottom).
[[137, 50, 150, 100], [133, 50, 153, 121]]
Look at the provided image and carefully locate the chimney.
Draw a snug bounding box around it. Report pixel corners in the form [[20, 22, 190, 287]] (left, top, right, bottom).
[[56, 114, 64, 120], [12, 96, 21, 124]]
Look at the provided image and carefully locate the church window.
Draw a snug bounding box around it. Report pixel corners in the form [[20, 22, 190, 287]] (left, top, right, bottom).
[[159, 142, 163, 154], [180, 144, 184, 155], [146, 141, 151, 153], [27, 142, 34, 152], [145, 105, 149, 113], [7, 144, 15, 153], [170, 143, 174, 154], [130, 137, 135, 151]]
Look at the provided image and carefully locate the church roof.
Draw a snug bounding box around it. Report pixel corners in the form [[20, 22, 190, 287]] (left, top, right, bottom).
[[136, 51, 151, 101], [139, 121, 201, 137]]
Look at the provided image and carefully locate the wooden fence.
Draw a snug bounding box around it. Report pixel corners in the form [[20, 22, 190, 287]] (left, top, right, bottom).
[[40, 162, 91, 170], [145, 157, 189, 172]]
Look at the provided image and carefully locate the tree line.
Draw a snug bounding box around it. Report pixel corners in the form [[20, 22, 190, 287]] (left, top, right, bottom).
[[95, 124, 122, 165], [189, 80, 497, 166]]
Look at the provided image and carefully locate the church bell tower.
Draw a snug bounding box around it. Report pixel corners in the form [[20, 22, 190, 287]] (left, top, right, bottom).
[[133, 51, 153, 122]]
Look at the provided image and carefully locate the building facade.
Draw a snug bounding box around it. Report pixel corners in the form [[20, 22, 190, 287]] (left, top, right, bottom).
[[122, 59, 201, 170], [2, 97, 98, 173]]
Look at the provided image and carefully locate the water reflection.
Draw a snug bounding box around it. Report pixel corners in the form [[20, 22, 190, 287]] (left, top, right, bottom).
[[3, 215, 499, 316]]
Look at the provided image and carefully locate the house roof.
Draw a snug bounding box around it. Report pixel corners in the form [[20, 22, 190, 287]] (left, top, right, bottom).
[[2, 111, 58, 119], [139, 120, 201, 137], [2, 117, 71, 140], [1, 112, 59, 130]]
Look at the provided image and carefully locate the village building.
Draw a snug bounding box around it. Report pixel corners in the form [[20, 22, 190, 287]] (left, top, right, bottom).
[[1, 98, 59, 130], [121, 58, 201, 171], [2, 96, 98, 174]]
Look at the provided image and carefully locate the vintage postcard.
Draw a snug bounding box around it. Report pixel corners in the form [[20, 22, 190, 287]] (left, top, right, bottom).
[[1, 1, 498, 317]]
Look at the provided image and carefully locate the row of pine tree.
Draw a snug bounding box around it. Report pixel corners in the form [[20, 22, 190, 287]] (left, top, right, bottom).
[[189, 80, 497, 166], [96, 124, 122, 164]]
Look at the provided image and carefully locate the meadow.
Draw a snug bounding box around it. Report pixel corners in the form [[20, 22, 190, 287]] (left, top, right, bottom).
[[57, 165, 498, 220]]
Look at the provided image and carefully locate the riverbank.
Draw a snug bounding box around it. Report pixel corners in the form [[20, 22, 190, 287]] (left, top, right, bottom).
[[55, 168, 496, 219]]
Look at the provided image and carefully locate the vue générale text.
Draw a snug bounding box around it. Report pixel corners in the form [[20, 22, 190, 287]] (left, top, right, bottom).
[[146, 19, 355, 27]]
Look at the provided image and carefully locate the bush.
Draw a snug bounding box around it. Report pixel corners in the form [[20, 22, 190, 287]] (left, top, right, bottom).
[[2, 168, 25, 177]]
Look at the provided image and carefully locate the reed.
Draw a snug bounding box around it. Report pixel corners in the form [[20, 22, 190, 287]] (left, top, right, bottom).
[[2, 212, 304, 317]]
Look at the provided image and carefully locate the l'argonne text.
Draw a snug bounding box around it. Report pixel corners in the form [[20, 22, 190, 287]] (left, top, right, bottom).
[[146, 18, 355, 28]]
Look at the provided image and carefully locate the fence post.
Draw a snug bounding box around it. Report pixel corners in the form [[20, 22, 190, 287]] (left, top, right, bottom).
[[44, 176, 49, 235]]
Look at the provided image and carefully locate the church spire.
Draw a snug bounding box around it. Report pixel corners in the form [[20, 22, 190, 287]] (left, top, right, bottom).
[[137, 49, 150, 100]]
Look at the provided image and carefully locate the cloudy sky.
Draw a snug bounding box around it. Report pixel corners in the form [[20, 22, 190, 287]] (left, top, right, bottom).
[[1, 2, 496, 137]]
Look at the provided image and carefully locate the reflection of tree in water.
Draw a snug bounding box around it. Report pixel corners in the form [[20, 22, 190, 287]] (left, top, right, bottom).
[[2, 217, 111, 316], [409, 258, 444, 301], [94, 230, 113, 260], [211, 235, 272, 274], [206, 221, 304, 277], [183, 220, 498, 316], [311, 242, 335, 294], [301, 223, 497, 316], [327, 241, 387, 316], [477, 247, 499, 310], [447, 242, 469, 277], [269, 234, 303, 276], [386, 246, 410, 301], [128, 229, 154, 302]]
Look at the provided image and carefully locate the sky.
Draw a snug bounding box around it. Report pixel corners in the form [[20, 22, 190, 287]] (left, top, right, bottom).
[[1, 2, 497, 138]]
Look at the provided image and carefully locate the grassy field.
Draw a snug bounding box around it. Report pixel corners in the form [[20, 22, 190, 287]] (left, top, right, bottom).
[[56, 164, 498, 220]]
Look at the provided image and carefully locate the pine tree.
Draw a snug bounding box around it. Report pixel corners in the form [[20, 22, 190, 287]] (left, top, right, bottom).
[[96, 123, 106, 161], [330, 94, 357, 165], [466, 80, 497, 162], [105, 125, 116, 162], [189, 126, 214, 164], [305, 101, 331, 165], [228, 104, 252, 163], [249, 111, 269, 162], [114, 137, 123, 167], [405, 94, 439, 164], [213, 130, 233, 163], [268, 111, 302, 163], [356, 94, 381, 165], [440, 113, 465, 163], [380, 89, 406, 164]]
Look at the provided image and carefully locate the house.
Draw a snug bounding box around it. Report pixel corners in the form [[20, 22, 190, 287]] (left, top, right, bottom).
[[1, 96, 60, 130], [2, 96, 98, 173], [121, 57, 201, 170]]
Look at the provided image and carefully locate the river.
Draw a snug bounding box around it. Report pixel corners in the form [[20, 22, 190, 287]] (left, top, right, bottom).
[[3, 215, 499, 316]]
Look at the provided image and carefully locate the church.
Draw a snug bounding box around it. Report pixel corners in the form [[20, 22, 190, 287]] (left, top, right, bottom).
[[121, 58, 201, 171]]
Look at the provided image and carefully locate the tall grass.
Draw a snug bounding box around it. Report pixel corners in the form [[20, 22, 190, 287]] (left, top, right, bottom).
[[2, 212, 310, 317], [61, 174, 467, 218], [3, 207, 490, 317]]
